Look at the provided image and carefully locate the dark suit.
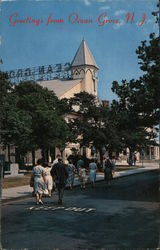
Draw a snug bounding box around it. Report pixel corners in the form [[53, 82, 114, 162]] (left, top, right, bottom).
[[50, 162, 68, 204]]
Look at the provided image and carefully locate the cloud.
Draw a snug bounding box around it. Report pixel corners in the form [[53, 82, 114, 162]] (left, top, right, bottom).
[[84, 0, 113, 5], [1, 0, 16, 1], [83, 0, 113, 6], [146, 18, 155, 25], [84, 0, 91, 6], [97, 0, 107, 2], [114, 10, 127, 16], [99, 5, 110, 10], [113, 19, 125, 29], [136, 17, 158, 36]]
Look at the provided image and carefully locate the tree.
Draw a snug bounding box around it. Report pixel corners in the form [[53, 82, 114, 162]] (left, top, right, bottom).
[[111, 78, 157, 164], [0, 76, 71, 163], [13, 81, 71, 162], [0, 72, 33, 164], [69, 92, 117, 164], [109, 4, 160, 163]]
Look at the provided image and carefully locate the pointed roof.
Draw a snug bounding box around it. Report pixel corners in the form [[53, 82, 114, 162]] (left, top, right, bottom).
[[71, 39, 98, 69], [38, 79, 82, 98]]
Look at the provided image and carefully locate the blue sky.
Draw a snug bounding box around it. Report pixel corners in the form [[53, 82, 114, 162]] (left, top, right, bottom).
[[0, 0, 158, 101]]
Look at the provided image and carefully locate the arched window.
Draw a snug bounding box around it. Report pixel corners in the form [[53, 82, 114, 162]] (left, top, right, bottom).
[[93, 79, 96, 92]]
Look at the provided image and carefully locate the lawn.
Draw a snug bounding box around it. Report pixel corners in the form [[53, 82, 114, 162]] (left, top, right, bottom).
[[2, 172, 32, 189]]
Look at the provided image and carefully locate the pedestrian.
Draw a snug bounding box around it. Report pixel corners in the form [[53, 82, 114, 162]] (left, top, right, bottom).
[[111, 156, 116, 176], [51, 154, 61, 167], [31, 158, 46, 205], [43, 162, 53, 197], [133, 154, 137, 166], [103, 156, 106, 171], [104, 158, 113, 186], [50, 156, 68, 205], [79, 166, 87, 189], [89, 158, 97, 188], [51, 154, 61, 190], [67, 159, 76, 190], [77, 156, 84, 176]]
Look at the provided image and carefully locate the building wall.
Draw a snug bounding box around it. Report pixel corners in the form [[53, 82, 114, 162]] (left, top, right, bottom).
[[71, 65, 98, 96], [60, 82, 82, 99]]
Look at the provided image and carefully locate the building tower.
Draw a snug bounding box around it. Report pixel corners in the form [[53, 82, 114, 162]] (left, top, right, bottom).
[[71, 39, 99, 96]]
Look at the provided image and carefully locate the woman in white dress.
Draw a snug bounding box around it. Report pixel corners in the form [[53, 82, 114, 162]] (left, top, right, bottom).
[[31, 158, 46, 205], [43, 162, 53, 197]]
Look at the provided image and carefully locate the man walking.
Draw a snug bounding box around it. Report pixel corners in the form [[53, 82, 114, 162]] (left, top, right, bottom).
[[50, 156, 68, 205], [51, 154, 61, 191], [104, 157, 113, 186]]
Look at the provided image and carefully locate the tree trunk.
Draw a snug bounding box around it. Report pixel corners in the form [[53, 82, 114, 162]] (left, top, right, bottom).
[[98, 147, 103, 166], [8, 144, 11, 163], [15, 147, 20, 165], [32, 150, 35, 166], [50, 147, 55, 162], [41, 148, 49, 163], [108, 148, 113, 159]]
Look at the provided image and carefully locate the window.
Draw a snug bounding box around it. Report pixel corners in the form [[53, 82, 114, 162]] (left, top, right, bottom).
[[93, 79, 96, 92]]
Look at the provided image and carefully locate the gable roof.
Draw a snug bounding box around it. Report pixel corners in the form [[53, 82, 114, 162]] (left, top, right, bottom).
[[71, 39, 98, 69], [38, 79, 81, 98]]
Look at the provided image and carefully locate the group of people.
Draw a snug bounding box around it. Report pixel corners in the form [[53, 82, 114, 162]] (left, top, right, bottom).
[[30, 155, 115, 205], [77, 157, 97, 189], [31, 156, 69, 205]]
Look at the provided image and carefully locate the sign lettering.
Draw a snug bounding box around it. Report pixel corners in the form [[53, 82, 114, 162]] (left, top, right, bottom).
[[7, 63, 71, 83]]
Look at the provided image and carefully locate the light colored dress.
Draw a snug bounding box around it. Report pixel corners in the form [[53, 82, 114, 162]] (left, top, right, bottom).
[[32, 165, 45, 195], [89, 162, 97, 183], [44, 167, 53, 190], [80, 167, 87, 184], [67, 164, 75, 186]]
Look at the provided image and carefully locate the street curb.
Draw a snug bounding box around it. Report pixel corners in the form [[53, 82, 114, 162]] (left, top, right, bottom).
[[1, 168, 159, 204], [113, 168, 159, 179]]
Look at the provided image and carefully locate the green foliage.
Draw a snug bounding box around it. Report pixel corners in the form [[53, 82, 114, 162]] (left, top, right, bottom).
[[69, 92, 105, 147], [68, 92, 122, 162], [135, 34, 160, 124], [111, 5, 159, 157], [0, 77, 71, 156], [13, 81, 71, 151]]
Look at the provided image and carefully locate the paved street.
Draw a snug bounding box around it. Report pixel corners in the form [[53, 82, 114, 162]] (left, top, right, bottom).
[[2, 171, 160, 249]]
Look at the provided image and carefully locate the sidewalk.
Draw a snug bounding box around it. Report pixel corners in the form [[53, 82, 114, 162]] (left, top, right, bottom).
[[1, 163, 159, 201]]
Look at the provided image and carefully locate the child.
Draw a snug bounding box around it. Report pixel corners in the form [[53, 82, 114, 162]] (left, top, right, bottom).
[[79, 166, 87, 189]]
